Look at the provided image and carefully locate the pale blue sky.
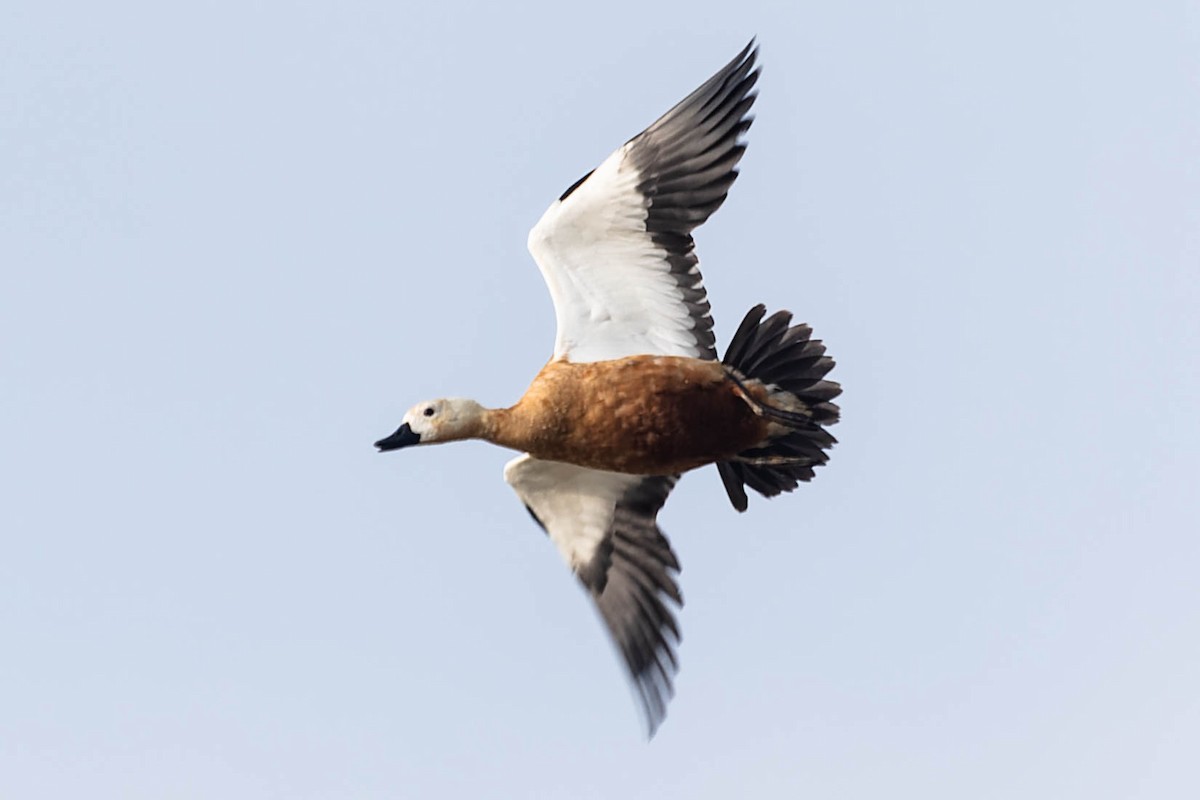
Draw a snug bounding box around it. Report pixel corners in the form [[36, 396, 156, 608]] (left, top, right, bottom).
[[3, 1, 1198, 798]]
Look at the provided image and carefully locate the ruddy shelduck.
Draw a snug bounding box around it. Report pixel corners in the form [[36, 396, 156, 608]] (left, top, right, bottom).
[[375, 41, 840, 734]]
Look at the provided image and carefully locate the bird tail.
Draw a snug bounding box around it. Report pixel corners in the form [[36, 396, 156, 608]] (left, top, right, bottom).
[[716, 304, 841, 512]]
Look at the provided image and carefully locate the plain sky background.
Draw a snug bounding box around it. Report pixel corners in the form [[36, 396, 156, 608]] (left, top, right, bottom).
[[3, 1, 1198, 797]]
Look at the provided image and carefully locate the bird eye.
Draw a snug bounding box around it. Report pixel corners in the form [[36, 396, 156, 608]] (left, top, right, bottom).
[[423, 407, 435, 417]]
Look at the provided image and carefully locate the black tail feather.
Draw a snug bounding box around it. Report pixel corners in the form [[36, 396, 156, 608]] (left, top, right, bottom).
[[718, 304, 841, 512], [716, 462, 749, 512]]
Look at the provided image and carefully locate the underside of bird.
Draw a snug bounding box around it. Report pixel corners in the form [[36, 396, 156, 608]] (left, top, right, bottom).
[[493, 304, 841, 501]]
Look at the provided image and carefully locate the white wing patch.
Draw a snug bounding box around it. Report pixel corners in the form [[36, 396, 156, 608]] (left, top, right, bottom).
[[503, 453, 641, 573], [526, 42, 759, 364], [528, 148, 703, 363]]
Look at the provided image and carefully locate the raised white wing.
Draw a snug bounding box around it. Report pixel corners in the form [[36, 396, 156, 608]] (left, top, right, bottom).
[[503, 454, 682, 734], [527, 42, 759, 363]]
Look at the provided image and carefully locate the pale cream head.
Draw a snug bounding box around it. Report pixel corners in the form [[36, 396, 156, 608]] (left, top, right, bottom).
[[375, 398, 486, 451]]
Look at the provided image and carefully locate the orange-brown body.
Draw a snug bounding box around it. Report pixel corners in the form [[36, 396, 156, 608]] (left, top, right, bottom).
[[485, 356, 777, 475]]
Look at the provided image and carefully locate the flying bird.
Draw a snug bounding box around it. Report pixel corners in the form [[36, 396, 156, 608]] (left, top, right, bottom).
[[375, 41, 840, 734]]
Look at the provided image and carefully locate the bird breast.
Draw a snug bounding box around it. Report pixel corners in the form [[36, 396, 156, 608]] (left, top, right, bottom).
[[501, 356, 771, 475]]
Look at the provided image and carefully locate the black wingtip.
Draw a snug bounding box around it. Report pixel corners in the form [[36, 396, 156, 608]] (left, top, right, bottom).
[[727, 37, 757, 65]]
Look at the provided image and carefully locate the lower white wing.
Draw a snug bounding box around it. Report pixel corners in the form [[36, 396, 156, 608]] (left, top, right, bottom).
[[503, 454, 682, 734], [526, 42, 759, 363]]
